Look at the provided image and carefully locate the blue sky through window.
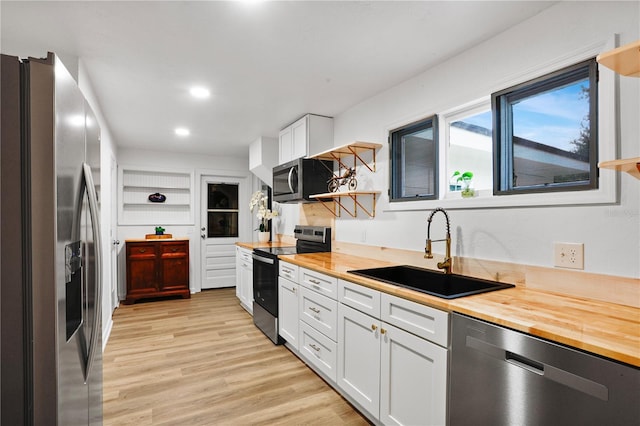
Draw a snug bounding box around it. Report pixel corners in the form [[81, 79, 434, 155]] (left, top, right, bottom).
[[512, 80, 588, 152], [460, 80, 588, 153]]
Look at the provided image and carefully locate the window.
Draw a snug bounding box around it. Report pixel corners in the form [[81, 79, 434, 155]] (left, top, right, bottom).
[[207, 183, 239, 237], [493, 58, 598, 195], [390, 115, 438, 201], [447, 107, 493, 196]]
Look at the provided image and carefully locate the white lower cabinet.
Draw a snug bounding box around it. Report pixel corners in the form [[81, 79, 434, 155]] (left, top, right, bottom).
[[235, 247, 253, 314], [337, 303, 381, 418], [278, 276, 299, 350], [337, 279, 449, 425], [379, 322, 448, 426]]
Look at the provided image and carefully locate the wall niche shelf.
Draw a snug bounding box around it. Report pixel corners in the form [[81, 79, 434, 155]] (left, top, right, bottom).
[[596, 40, 639, 178], [308, 141, 383, 218], [596, 39, 640, 77], [311, 191, 381, 218], [119, 167, 195, 225], [598, 158, 640, 180]]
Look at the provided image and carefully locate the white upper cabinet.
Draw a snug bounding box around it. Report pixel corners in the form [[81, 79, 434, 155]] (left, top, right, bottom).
[[278, 114, 334, 165]]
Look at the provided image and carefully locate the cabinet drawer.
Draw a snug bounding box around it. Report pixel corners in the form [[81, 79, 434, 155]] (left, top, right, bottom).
[[300, 268, 338, 300], [279, 261, 299, 282], [300, 286, 338, 341], [160, 241, 188, 255], [380, 293, 449, 348], [127, 242, 156, 257], [237, 247, 253, 263], [299, 320, 337, 383], [338, 279, 381, 318]]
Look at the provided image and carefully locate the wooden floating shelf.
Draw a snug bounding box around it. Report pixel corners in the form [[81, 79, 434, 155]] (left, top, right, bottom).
[[598, 157, 640, 179], [596, 39, 640, 77], [311, 191, 381, 218], [309, 141, 383, 172]]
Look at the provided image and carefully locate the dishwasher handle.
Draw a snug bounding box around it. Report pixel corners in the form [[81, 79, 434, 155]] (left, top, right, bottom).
[[466, 336, 609, 401]]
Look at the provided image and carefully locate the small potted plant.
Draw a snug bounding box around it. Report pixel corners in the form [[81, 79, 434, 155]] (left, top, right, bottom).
[[155, 226, 165, 236], [458, 171, 475, 198]]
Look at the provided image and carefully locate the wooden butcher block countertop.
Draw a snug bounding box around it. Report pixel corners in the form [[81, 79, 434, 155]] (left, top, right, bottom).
[[279, 251, 640, 368]]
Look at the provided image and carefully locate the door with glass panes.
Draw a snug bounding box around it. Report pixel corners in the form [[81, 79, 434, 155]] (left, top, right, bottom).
[[200, 176, 244, 289]]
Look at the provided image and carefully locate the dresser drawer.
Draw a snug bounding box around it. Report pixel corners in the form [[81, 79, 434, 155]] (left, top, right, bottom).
[[279, 261, 299, 282], [299, 320, 337, 383], [160, 241, 188, 255], [380, 292, 449, 348], [338, 279, 381, 318], [300, 286, 338, 341], [300, 268, 338, 300]]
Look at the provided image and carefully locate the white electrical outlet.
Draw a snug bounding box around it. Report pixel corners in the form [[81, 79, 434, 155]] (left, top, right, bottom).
[[554, 242, 584, 270]]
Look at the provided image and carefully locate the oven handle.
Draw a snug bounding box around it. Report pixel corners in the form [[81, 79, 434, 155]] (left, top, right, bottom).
[[252, 253, 275, 265]]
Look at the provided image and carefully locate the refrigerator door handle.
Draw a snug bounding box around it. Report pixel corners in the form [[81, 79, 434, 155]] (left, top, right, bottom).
[[81, 162, 103, 382]]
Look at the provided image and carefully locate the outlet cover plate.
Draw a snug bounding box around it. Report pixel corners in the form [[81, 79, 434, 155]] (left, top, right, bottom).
[[554, 242, 584, 270]]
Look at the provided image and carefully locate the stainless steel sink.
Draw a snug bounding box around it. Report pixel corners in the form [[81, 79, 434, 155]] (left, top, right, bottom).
[[347, 265, 514, 299]]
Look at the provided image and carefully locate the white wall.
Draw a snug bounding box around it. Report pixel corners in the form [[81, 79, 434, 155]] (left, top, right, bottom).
[[116, 148, 250, 297], [287, 2, 640, 278]]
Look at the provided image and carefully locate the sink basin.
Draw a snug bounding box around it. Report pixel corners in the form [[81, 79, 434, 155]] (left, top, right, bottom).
[[347, 265, 514, 299]]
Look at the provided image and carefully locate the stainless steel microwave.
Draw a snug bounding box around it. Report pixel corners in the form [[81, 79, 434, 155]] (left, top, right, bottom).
[[272, 158, 333, 203]]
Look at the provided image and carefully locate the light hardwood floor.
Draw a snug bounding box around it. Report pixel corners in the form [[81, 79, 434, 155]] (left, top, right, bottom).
[[103, 288, 370, 425]]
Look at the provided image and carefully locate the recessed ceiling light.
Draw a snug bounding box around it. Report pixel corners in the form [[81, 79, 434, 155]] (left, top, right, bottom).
[[189, 87, 210, 99], [175, 127, 190, 136]]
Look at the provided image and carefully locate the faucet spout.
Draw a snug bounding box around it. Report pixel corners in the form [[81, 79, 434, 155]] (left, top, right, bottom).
[[425, 208, 452, 274]]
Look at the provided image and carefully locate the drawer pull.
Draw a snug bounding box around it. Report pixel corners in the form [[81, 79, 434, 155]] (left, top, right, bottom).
[[309, 344, 320, 352], [309, 307, 321, 314], [171, 248, 177, 252], [371, 324, 378, 331], [380, 328, 387, 335], [139, 248, 146, 253], [309, 279, 321, 285], [283, 267, 292, 273]]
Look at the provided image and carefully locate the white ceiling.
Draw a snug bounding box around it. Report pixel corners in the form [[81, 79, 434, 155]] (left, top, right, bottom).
[[1, 1, 556, 157]]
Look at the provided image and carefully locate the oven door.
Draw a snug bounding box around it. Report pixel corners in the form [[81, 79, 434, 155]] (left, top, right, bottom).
[[252, 252, 278, 316]]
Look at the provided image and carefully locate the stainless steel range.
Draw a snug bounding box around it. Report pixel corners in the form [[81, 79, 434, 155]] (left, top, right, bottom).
[[252, 225, 331, 344]]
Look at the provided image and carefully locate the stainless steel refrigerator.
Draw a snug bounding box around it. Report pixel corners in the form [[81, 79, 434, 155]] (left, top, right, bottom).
[[1, 52, 103, 425]]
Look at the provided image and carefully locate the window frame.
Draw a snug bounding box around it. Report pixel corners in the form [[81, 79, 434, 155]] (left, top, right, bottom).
[[492, 58, 599, 196], [384, 37, 617, 213], [389, 115, 439, 202]]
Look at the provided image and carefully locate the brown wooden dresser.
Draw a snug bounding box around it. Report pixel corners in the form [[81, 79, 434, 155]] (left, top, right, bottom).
[[125, 239, 190, 304]]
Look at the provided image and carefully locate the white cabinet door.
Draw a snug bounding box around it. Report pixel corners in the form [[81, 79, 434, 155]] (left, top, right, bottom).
[[235, 247, 253, 314], [278, 276, 299, 350], [279, 126, 293, 164], [337, 303, 381, 420], [379, 322, 448, 426], [291, 115, 308, 160]]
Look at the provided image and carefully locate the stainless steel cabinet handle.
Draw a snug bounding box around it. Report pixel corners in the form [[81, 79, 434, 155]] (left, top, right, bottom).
[[309, 307, 320, 313], [309, 279, 321, 285], [309, 344, 320, 352]]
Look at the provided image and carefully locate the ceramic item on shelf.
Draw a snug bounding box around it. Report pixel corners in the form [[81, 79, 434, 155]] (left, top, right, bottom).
[[258, 232, 270, 243], [148, 192, 166, 203]]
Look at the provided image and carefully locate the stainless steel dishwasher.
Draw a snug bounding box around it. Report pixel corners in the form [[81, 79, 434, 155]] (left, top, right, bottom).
[[449, 313, 640, 425]]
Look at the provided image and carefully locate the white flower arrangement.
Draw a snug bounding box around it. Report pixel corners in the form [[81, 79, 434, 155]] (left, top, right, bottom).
[[249, 190, 278, 232]]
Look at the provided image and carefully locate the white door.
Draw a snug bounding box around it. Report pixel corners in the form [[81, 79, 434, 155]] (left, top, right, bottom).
[[200, 175, 246, 289], [110, 155, 119, 307]]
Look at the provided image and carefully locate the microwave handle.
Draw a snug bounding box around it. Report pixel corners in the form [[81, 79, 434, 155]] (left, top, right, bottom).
[[287, 167, 295, 194]]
